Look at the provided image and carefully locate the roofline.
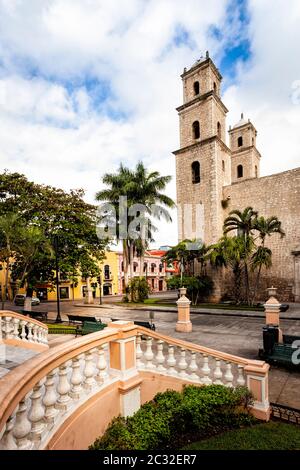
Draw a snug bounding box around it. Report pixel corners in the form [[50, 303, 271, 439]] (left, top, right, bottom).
[[181, 58, 222, 81], [173, 135, 231, 156], [176, 90, 228, 114], [229, 121, 257, 133]]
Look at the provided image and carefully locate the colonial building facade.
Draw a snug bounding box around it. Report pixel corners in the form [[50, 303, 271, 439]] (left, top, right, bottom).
[[174, 53, 300, 301]]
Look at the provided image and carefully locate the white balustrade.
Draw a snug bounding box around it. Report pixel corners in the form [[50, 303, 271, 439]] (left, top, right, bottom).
[[83, 351, 96, 391], [96, 345, 108, 383], [237, 365, 246, 386], [20, 320, 28, 341], [136, 334, 143, 368], [166, 345, 177, 376], [56, 362, 71, 410], [144, 337, 154, 369], [189, 352, 200, 382], [70, 355, 84, 399], [27, 324, 34, 343], [156, 340, 166, 372], [13, 397, 33, 450], [0, 314, 48, 346], [5, 317, 13, 340], [201, 355, 212, 385], [13, 318, 20, 340], [0, 415, 17, 450], [28, 381, 45, 441], [178, 349, 188, 378], [43, 369, 59, 424], [224, 362, 234, 387], [213, 359, 223, 385]]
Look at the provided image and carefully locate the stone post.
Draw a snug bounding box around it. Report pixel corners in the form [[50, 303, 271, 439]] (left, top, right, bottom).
[[244, 361, 270, 421], [176, 287, 192, 333], [108, 321, 142, 417], [84, 276, 94, 304], [264, 287, 283, 343]]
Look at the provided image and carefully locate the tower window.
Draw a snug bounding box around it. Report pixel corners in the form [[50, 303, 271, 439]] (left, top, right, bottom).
[[213, 82, 217, 93], [222, 160, 225, 172], [217, 121, 221, 138], [193, 81, 200, 95], [192, 161, 200, 184], [238, 136, 243, 147], [237, 165, 243, 178], [255, 165, 258, 178], [252, 137, 254, 146], [192, 121, 200, 139]]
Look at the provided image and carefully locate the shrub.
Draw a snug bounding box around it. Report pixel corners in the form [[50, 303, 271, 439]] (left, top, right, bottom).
[[89, 385, 255, 451], [128, 277, 151, 302]]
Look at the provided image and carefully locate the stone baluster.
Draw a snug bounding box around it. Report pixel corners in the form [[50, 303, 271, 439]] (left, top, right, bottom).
[[144, 337, 154, 369], [43, 369, 58, 425], [36, 327, 42, 343], [5, 316, 13, 339], [213, 359, 223, 385], [224, 362, 234, 387], [189, 351, 200, 381], [156, 340, 166, 372], [13, 397, 33, 450], [20, 320, 28, 341], [237, 365, 246, 386], [42, 328, 48, 345], [56, 362, 71, 410], [33, 325, 38, 343], [178, 348, 188, 378], [136, 334, 143, 368], [13, 318, 20, 340], [27, 323, 34, 343], [83, 350, 96, 391], [28, 381, 45, 442], [70, 355, 84, 399], [0, 415, 17, 450], [166, 344, 177, 376], [96, 346, 108, 383], [201, 354, 212, 384]]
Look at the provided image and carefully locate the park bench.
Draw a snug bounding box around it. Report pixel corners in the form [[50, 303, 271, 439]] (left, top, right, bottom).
[[267, 343, 299, 367], [67, 314, 98, 325], [21, 310, 48, 321], [283, 334, 300, 345], [76, 321, 107, 336]]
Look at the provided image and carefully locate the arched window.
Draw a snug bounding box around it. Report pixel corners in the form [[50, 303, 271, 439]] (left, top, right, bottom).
[[121, 261, 124, 272], [252, 137, 254, 146], [104, 264, 110, 280], [144, 262, 148, 273], [237, 165, 243, 178], [151, 263, 156, 273], [193, 81, 199, 95], [217, 121, 221, 138], [192, 161, 200, 184], [159, 263, 163, 273], [133, 262, 138, 273], [213, 82, 217, 93], [238, 136, 243, 147], [192, 121, 200, 139], [222, 160, 225, 172], [255, 165, 258, 178]]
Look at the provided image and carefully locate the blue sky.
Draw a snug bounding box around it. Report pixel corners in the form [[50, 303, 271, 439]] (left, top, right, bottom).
[[0, 0, 299, 247]]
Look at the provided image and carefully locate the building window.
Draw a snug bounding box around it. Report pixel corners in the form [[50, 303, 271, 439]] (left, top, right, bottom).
[[213, 82, 217, 93], [237, 165, 243, 178], [104, 264, 110, 280], [121, 261, 124, 272], [159, 263, 163, 273], [193, 81, 199, 95], [151, 279, 155, 289], [222, 160, 225, 172], [238, 136, 243, 147], [255, 165, 258, 178], [144, 262, 147, 273], [133, 262, 138, 273], [151, 263, 156, 273], [192, 121, 200, 139], [59, 287, 69, 299], [192, 161, 200, 184], [217, 121, 221, 138]]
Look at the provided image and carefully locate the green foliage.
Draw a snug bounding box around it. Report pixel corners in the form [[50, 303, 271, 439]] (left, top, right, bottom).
[[90, 385, 255, 451], [166, 274, 213, 305], [128, 277, 151, 302]]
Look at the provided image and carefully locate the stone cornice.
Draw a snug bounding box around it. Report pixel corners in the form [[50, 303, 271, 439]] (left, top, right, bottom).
[[231, 146, 262, 159], [176, 90, 228, 114], [229, 121, 257, 133], [173, 135, 231, 156], [181, 58, 222, 81]]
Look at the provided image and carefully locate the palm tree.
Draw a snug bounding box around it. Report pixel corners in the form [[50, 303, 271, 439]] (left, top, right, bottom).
[[223, 207, 258, 304], [96, 162, 175, 297], [250, 216, 285, 302]]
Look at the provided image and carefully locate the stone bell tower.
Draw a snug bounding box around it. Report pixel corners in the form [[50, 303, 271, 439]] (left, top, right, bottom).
[[173, 52, 231, 245]]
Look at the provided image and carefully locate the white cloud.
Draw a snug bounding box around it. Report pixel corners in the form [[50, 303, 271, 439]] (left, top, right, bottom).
[[0, 0, 299, 248]]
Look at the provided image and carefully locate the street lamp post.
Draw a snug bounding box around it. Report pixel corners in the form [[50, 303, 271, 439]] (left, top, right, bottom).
[[53, 235, 62, 323], [98, 271, 102, 305]]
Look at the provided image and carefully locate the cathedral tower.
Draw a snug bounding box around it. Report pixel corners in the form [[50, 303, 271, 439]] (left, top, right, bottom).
[[173, 53, 231, 245]]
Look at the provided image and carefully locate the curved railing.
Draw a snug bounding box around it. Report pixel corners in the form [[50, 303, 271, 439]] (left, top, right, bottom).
[[0, 321, 269, 450], [0, 311, 48, 348]]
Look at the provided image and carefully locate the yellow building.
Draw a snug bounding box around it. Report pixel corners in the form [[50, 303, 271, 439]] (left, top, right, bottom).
[[3, 251, 120, 302]]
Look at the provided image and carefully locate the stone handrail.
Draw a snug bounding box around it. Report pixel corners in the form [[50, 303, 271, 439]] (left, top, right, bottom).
[[0, 322, 270, 450], [0, 311, 48, 348]]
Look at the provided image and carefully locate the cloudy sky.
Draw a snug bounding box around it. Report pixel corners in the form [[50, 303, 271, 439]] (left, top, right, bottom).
[[0, 0, 299, 247]]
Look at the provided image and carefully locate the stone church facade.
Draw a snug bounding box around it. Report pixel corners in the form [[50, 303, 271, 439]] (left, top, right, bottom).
[[173, 52, 300, 302]]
